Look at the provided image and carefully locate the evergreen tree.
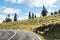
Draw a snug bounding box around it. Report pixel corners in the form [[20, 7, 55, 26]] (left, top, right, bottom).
[[32, 13, 34, 19], [3, 21, 5, 23], [14, 13, 17, 21], [54, 11, 58, 14], [28, 12, 31, 19], [51, 12, 53, 15], [41, 5, 48, 16], [8, 14, 10, 17], [58, 10, 60, 13], [35, 14, 37, 18], [5, 14, 12, 22]]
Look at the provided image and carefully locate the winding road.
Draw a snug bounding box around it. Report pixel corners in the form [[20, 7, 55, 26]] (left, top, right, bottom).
[[0, 30, 41, 40]]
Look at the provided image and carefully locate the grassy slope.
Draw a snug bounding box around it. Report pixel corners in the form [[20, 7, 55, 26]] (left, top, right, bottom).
[[0, 14, 60, 30], [0, 14, 60, 40]]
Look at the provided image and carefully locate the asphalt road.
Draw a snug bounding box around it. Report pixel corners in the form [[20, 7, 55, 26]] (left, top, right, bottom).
[[0, 31, 15, 40], [0, 30, 41, 40]]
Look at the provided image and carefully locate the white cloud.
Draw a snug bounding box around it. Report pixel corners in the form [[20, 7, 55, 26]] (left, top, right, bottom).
[[50, 5, 56, 8], [5, 0, 25, 4], [0, 15, 6, 23], [5, 0, 58, 7], [10, 16, 14, 19], [17, 0, 25, 4], [0, 15, 6, 20], [26, 0, 42, 7], [47, 9, 54, 15], [2, 8, 21, 14], [36, 12, 41, 17], [18, 16, 28, 20], [48, 9, 54, 13], [5, 0, 16, 3], [0, 20, 3, 23], [26, 0, 58, 7]]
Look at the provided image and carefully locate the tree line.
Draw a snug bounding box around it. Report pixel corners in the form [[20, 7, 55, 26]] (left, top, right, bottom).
[[3, 13, 17, 22], [3, 5, 60, 22], [29, 5, 60, 19], [28, 12, 36, 19]]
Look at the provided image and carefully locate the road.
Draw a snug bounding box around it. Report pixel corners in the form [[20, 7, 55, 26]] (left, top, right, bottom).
[[0, 30, 41, 40], [0, 31, 15, 40]]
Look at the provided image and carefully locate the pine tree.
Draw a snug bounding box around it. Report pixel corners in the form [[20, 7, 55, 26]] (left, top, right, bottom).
[[14, 13, 17, 21], [54, 11, 58, 14], [58, 10, 60, 13], [41, 5, 48, 16], [28, 12, 31, 19], [32, 13, 34, 19], [35, 14, 36, 18], [51, 12, 53, 15]]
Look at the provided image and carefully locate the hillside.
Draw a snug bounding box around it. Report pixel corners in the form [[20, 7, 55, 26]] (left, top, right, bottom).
[[0, 14, 60, 40], [0, 14, 60, 30]]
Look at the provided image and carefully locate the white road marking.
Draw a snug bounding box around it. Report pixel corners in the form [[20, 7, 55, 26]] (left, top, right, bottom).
[[17, 30, 41, 40], [8, 31, 16, 40], [28, 31, 41, 40]]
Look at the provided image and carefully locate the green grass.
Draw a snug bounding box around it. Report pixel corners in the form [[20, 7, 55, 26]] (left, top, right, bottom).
[[0, 14, 60, 40]]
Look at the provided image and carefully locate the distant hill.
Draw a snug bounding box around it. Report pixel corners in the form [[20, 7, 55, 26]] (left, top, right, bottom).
[[0, 14, 60, 40]]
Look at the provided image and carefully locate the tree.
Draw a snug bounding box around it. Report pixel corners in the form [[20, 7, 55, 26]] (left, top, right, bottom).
[[3, 21, 5, 23], [14, 13, 17, 21], [5, 14, 12, 22], [51, 12, 53, 15], [8, 14, 10, 17], [28, 12, 31, 19], [41, 5, 48, 16], [32, 13, 34, 19], [54, 11, 58, 14], [35, 14, 37, 18], [58, 10, 60, 13]]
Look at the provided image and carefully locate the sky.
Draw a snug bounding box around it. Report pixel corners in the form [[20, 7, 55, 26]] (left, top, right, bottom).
[[0, 0, 60, 23]]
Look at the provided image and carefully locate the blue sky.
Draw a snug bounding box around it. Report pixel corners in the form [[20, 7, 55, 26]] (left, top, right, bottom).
[[0, 0, 60, 23]]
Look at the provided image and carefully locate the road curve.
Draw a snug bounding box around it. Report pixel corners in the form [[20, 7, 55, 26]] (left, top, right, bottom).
[[0, 31, 15, 40], [0, 30, 41, 40], [10, 30, 41, 40]]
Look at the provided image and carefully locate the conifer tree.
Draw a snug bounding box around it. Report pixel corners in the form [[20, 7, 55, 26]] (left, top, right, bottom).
[[51, 12, 53, 15], [14, 13, 17, 21], [32, 13, 34, 19], [35, 14, 36, 18], [58, 10, 60, 13], [28, 12, 31, 19], [54, 11, 58, 14], [41, 5, 48, 16]]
